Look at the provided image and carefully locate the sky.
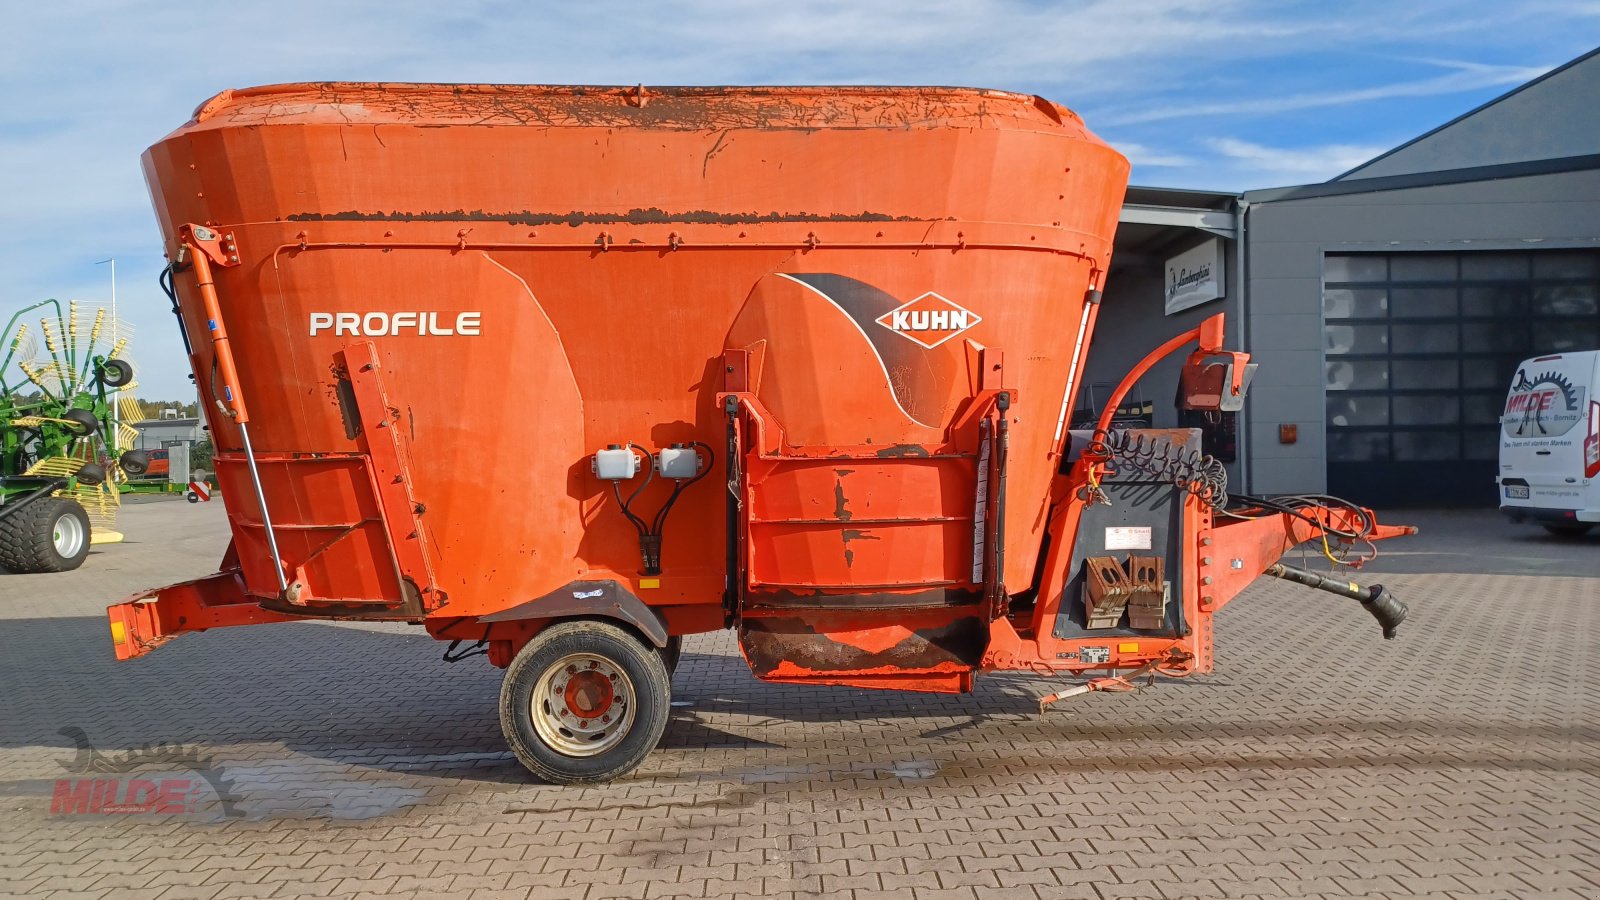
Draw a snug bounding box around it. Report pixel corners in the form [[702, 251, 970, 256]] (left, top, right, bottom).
[[2, 1, 1597, 400]]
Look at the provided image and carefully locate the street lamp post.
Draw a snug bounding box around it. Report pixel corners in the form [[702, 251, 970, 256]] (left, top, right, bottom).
[[95, 258, 118, 428], [95, 258, 116, 340]]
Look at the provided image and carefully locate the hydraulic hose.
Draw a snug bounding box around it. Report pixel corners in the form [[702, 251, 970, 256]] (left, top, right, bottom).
[[1265, 562, 1407, 639]]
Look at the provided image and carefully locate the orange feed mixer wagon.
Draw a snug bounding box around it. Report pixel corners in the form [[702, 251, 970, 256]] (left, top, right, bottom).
[[112, 83, 1413, 783]]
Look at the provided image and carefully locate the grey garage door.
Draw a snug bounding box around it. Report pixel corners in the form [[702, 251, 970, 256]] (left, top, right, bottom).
[[1323, 250, 1600, 506]]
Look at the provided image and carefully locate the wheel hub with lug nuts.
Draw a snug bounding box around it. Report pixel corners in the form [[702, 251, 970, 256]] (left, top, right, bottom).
[[53, 513, 85, 559], [532, 652, 635, 757]]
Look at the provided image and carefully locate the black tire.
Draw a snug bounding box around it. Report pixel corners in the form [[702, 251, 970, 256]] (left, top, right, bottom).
[[660, 635, 683, 676], [1542, 522, 1593, 537], [62, 408, 99, 436], [98, 358, 134, 388], [0, 496, 91, 573], [74, 464, 106, 486], [119, 450, 151, 476], [186, 491, 200, 503], [500, 620, 671, 785]]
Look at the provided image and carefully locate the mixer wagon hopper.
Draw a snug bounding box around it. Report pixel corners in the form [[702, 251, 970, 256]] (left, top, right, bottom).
[[110, 83, 1412, 783]]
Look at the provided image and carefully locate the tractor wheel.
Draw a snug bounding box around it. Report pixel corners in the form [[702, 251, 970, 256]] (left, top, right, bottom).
[[62, 408, 99, 435], [1542, 522, 1593, 537], [98, 358, 134, 388], [500, 620, 671, 785], [0, 496, 91, 573], [660, 635, 683, 676], [119, 450, 151, 476], [75, 464, 107, 486]]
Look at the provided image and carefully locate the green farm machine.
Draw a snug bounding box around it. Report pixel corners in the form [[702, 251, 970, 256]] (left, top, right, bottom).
[[1, 299, 146, 572]]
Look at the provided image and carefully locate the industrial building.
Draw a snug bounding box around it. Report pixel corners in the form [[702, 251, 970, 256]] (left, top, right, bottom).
[[1093, 46, 1600, 505], [129, 413, 205, 451]]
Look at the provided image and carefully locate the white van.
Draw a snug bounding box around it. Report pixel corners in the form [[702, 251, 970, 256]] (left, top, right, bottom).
[[1498, 350, 1600, 535]]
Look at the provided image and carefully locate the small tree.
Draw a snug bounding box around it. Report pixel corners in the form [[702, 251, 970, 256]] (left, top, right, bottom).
[[189, 439, 214, 474]]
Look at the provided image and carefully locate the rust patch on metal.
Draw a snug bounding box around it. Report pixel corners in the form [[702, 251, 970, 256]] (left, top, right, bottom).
[[840, 527, 879, 569], [739, 615, 983, 676], [875, 443, 932, 458], [285, 207, 923, 226], [832, 469, 854, 522], [205, 82, 1058, 133], [745, 587, 979, 610]]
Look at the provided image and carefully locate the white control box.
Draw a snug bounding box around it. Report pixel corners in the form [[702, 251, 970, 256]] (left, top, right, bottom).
[[655, 445, 700, 479], [592, 445, 641, 481]]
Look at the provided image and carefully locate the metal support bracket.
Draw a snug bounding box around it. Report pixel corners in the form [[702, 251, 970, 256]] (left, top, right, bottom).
[[1125, 555, 1168, 630], [1084, 556, 1132, 628]]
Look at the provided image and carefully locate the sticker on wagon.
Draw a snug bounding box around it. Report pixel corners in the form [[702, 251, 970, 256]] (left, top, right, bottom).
[[1105, 526, 1152, 550], [1080, 646, 1111, 664]]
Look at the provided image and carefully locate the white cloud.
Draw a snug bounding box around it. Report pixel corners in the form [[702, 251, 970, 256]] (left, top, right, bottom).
[[1098, 61, 1551, 126], [1204, 137, 1392, 182], [1112, 142, 1198, 168]]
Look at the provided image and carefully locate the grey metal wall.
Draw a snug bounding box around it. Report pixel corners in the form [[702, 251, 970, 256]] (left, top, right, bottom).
[[1080, 240, 1242, 481], [1242, 167, 1600, 494], [1341, 50, 1600, 180]]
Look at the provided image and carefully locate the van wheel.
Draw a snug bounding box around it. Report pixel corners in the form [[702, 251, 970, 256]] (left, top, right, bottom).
[[500, 620, 671, 784], [1542, 523, 1593, 537]]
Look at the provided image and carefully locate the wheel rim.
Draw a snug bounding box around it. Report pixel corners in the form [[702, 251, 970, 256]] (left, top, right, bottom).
[[531, 652, 636, 757], [53, 513, 85, 559]]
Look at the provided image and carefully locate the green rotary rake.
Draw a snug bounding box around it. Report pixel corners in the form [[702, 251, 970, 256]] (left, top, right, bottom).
[[1, 299, 147, 572]]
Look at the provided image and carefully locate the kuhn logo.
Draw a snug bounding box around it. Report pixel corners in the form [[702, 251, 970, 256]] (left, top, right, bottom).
[[874, 292, 982, 349]]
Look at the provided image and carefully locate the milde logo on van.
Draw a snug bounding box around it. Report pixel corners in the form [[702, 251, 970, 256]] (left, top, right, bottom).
[[1506, 369, 1583, 436], [874, 292, 982, 349]]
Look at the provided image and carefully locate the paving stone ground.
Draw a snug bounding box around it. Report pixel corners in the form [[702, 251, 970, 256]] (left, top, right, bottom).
[[1, 499, 1597, 899]]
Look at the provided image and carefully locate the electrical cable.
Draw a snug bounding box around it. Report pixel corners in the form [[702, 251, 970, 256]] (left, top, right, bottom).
[[609, 441, 715, 575], [1091, 426, 1377, 568], [1220, 490, 1378, 567], [611, 441, 656, 540], [650, 441, 714, 535], [158, 262, 194, 356], [442, 637, 489, 662]]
